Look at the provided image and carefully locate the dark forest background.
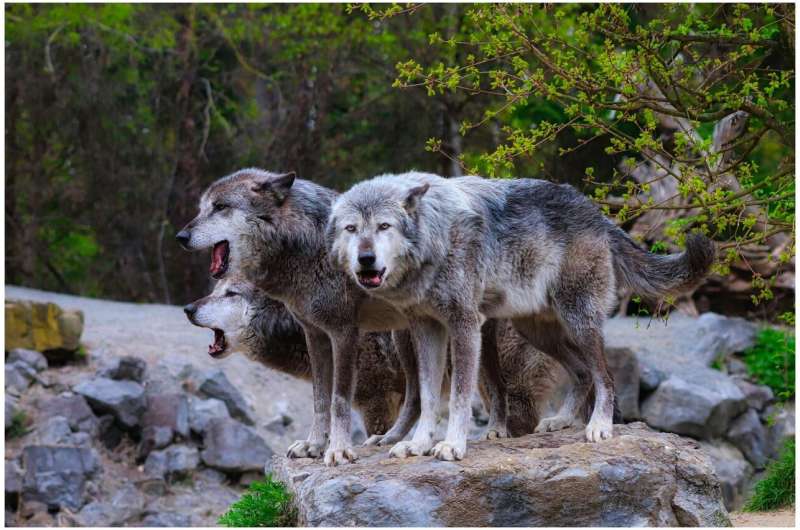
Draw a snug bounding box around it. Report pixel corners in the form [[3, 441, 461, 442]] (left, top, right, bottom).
[[5, 3, 795, 319]]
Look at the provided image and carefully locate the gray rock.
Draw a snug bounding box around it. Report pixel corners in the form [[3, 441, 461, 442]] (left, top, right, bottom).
[[275, 423, 729, 526], [8, 348, 48, 372], [144, 444, 200, 479], [727, 409, 768, 469], [143, 393, 189, 437], [764, 402, 795, 460], [197, 467, 228, 485], [73, 377, 146, 429], [731, 376, 774, 411], [605, 312, 757, 370], [77, 484, 145, 526], [98, 355, 147, 382], [35, 416, 74, 445], [726, 357, 748, 376], [638, 364, 666, 392], [201, 417, 273, 473], [195, 370, 256, 425], [142, 512, 192, 527], [699, 440, 753, 511], [189, 396, 231, 435], [76, 502, 115, 526], [264, 413, 293, 434], [5, 362, 35, 393], [6, 459, 23, 496], [22, 445, 100, 511], [139, 426, 173, 458], [39, 393, 98, 434], [146, 357, 197, 395], [605, 347, 640, 420], [641, 370, 747, 439]]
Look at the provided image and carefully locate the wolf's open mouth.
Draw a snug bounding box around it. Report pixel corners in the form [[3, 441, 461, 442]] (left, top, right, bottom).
[[210, 241, 230, 279], [357, 268, 386, 289], [208, 329, 226, 357]]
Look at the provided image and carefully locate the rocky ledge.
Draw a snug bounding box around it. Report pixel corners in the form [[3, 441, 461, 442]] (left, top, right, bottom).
[[274, 423, 730, 527]]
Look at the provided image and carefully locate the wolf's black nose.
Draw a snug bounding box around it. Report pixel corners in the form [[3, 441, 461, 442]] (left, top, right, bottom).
[[358, 251, 376, 267], [183, 303, 197, 317], [175, 230, 190, 247]]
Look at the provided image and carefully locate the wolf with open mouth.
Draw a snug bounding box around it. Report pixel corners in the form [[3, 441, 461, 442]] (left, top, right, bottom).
[[177, 168, 516, 466], [184, 275, 572, 441]]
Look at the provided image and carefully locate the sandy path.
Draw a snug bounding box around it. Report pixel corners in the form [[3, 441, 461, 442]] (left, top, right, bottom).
[[5, 285, 315, 449], [730, 507, 796, 527]]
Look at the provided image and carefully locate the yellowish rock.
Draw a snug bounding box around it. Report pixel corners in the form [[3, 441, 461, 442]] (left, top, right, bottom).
[[5, 299, 84, 353]]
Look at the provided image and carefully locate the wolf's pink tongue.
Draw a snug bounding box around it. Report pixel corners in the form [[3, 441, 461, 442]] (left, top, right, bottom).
[[210, 242, 226, 275], [364, 275, 381, 286]]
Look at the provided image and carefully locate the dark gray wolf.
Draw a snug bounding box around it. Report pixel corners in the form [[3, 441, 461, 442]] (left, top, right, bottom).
[[183, 276, 568, 439], [328, 171, 714, 460], [176, 169, 511, 465]]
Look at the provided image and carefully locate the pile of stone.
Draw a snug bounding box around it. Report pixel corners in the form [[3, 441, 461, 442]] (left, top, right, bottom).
[[603, 312, 795, 510], [5, 343, 273, 527]]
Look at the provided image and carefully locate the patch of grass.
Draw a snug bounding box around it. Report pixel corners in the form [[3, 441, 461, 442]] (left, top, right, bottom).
[[743, 328, 795, 401], [744, 439, 795, 512], [6, 411, 31, 439], [219, 475, 297, 527]]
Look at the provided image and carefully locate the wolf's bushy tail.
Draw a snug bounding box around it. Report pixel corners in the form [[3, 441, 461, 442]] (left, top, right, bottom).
[[609, 227, 715, 299]]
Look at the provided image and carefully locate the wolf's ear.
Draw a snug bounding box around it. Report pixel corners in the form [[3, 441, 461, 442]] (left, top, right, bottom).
[[251, 171, 296, 204], [403, 183, 429, 214]]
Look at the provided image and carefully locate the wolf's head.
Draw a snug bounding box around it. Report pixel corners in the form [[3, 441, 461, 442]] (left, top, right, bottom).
[[183, 276, 257, 359], [176, 168, 296, 279], [328, 177, 429, 292]]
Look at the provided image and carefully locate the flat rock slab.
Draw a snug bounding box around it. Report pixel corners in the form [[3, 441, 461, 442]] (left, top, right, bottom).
[[274, 423, 729, 527]]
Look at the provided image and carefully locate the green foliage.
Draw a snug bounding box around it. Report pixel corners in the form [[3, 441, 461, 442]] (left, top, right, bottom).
[[218, 476, 297, 527], [744, 328, 795, 400], [6, 411, 31, 439], [744, 439, 795, 512]]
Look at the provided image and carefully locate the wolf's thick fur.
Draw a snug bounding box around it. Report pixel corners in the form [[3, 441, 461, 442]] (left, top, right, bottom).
[[329, 171, 715, 460], [186, 277, 566, 438], [179, 169, 521, 465]]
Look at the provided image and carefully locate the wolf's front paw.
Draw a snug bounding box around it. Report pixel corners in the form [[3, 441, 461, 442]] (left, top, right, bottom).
[[585, 418, 613, 442], [363, 434, 384, 446], [286, 439, 325, 459], [534, 415, 575, 433], [324, 446, 358, 467], [432, 441, 466, 461], [388, 440, 430, 459], [483, 426, 509, 440]]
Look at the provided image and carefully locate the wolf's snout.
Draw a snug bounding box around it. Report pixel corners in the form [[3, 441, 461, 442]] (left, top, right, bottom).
[[183, 303, 197, 318], [175, 230, 191, 248], [358, 251, 376, 267]]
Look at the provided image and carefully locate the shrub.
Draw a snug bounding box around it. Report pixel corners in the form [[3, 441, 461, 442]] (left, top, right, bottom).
[[744, 439, 795, 512], [744, 328, 795, 400], [218, 475, 297, 527], [6, 411, 31, 439]]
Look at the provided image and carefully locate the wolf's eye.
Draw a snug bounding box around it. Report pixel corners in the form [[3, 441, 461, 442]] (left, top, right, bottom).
[[224, 290, 238, 297], [344, 225, 356, 233], [213, 203, 228, 212], [378, 223, 391, 231]]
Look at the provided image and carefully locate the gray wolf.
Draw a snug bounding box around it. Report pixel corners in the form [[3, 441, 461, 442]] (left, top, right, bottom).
[[328, 171, 714, 460], [183, 275, 568, 439], [177, 169, 513, 465]]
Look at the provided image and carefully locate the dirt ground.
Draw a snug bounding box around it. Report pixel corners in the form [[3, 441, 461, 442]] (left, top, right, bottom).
[[730, 507, 796, 527]]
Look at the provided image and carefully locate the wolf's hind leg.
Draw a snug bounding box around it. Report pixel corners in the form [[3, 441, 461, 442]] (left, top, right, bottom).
[[479, 319, 509, 440], [364, 330, 420, 447], [511, 316, 588, 433], [325, 328, 361, 466]]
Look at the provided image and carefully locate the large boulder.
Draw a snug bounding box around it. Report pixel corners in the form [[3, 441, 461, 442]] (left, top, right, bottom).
[[98, 356, 147, 383], [640, 370, 747, 439], [201, 417, 273, 473], [605, 313, 757, 369], [73, 377, 146, 429], [194, 370, 256, 425], [731, 376, 774, 412], [189, 396, 230, 435], [698, 440, 753, 511], [22, 445, 100, 511], [274, 423, 729, 527], [5, 299, 84, 356], [605, 347, 640, 420], [76, 484, 145, 526], [139, 393, 190, 457], [763, 402, 795, 460], [144, 445, 200, 479], [726, 409, 768, 469]]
